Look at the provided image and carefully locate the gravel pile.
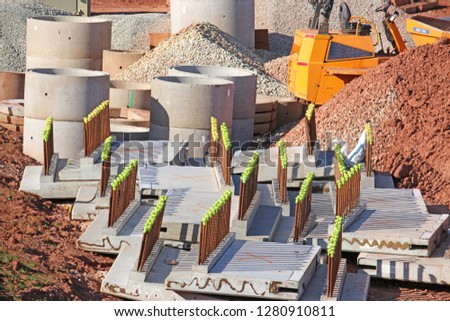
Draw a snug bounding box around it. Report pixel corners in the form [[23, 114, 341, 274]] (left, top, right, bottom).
[[264, 56, 289, 84], [0, 1, 71, 72], [115, 22, 291, 97], [98, 13, 169, 51], [278, 40, 450, 208]]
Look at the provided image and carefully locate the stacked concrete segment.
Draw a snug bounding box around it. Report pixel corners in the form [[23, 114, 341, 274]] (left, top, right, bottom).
[[0, 71, 25, 100], [26, 16, 111, 70], [102, 50, 145, 78], [150, 76, 234, 158], [170, 0, 255, 48], [168, 65, 256, 144], [24, 68, 110, 162]]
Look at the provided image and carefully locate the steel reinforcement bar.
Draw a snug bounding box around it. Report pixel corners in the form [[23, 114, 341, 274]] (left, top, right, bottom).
[[304, 103, 317, 156], [219, 122, 232, 185], [198, 190, 232, 265], [238, 151, 259, 220], [137, 195, 168, 271], [42, 116, 53, 176], [278, 140, 288, 204], [293, 172, 314, 242], [108, 159, 138, 227], [327, 215, 343, 297], [83, 100, 110, 157]]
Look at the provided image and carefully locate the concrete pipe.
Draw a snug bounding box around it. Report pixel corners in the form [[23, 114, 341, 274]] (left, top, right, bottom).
[[102, 50, 145, 78], [170, 0, 255, 48], [24, 68, 110, 162], [168, 65, 256, 144], [0, 71, 25, 100], [26, 16, 112, 70], [109, 80, 152, 111], [150, 76, 234, 158]]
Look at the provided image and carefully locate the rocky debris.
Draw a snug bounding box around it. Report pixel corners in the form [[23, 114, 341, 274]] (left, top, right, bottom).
[[115, 22, 291, 97], [264, 55, 290, 84], [0, 126, 118, 300], [0, 1, 71, 72], [279, 40, 450, 209]]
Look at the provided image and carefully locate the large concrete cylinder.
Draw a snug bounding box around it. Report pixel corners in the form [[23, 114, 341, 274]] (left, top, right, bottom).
[[168, 65, 256, 144], [102, 50, 145, 78], [150, 76, 234, 158], [24, 68, 110, 162], [26, 16, 112, 70], [109, 80, 152, 111], [0, 71, 25, 100], [170, 0, 255, 48]]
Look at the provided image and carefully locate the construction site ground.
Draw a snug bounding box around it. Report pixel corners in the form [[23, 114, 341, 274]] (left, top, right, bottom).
[[1, 127, 450, 301]]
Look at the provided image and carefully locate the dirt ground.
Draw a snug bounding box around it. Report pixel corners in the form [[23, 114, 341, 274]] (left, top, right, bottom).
[[1, 126, 449, 300], [0, 126, 118, 300]]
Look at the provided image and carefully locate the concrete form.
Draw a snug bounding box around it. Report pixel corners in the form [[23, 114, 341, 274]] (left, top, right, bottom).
[[165, 235, 321, 300], [306, 188, 449, 257], [101, 243, 219, 300], [168, 66, 256, 144], [102, 50, 145, 78], [77, 164, 236, 253], [358, 229, 450, 285], [231, 146, 334, 183], [109, 80, 152, 111], [0, 71, 25, 100], [150, 76, 234, 158], [26, 16, 111, 70], [170, 0, 255, 48], [23, 68, 109, 162]]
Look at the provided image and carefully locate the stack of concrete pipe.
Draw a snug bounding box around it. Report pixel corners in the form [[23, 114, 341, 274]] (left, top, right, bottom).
[[150, 76, 234, 158], [23, 68, 109, 162], [24, 16, 112, 162], [170, 0, 255, 48], [102, 50, 145, 79], [168, 66, 257, 145]]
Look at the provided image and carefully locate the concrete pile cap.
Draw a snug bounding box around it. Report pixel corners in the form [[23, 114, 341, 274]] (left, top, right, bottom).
[[169, 65, 256, 78], [152, 76, 234, 87]]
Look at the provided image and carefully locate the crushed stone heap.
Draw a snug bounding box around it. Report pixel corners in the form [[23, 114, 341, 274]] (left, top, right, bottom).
[[115, 22, 290, 97], [281, 39, 450, 208]]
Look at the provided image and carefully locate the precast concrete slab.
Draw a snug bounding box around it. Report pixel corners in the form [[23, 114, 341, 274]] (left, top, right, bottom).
[[231, 147, 334, 182], [19, 164, 98, 199], [166, 239, 321, 300], [101, 243, 219, 301], [357, 229, 450, 285], [306, 188, 449, 256]]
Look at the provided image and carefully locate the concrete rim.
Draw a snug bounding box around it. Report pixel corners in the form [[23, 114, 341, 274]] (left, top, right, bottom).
[[27, 68, 109, 78], [170, 65, 256, 78], [103, 49, 146, 55], [29, 16, 111, 24], [153, 76, 234, 86], [110, 80, 152, 90]]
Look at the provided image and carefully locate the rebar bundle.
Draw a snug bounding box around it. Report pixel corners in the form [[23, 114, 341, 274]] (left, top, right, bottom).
[[335, 164, 362, 218], [304, 103, 317, 155], [210, 117, 219, 166], [100, 136, 113, 197], [293, 172, 314, 242], [137, 195, 168, 271], [365, 122, 373, 177], [42, 116, 53, 176], [83, 100, 110, 157], [238, 152, 259, 220], [198, 190, 232, 265], [326, 216, 343, 297], [219, 122, 232, 185], [277, 140, 288, 204], [108, 159, 138, 227]]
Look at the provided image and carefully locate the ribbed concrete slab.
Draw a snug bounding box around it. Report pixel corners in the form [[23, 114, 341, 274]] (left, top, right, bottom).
[[166, 241, 321, 300], [306, 188, 449, 256], [231, 147, 334, 181], [358, 229, 450, 284], [101, 244, 217, 301]]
